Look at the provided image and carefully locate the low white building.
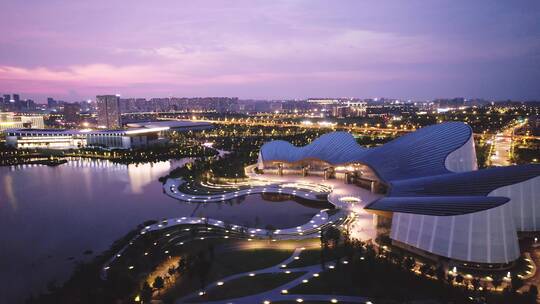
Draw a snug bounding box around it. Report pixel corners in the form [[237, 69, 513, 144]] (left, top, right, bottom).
[[0, 113, 45, 131], [5, 127, 168, 150]]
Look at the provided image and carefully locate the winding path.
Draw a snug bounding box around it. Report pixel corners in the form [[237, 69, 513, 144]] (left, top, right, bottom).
[[176, 248, 370, 304], [164, 177, 332, 203]]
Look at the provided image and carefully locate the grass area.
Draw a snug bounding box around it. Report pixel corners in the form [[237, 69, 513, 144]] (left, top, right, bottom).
[[159, 247, 294, 303], [287, 247, 345, 268], [287, 249, 322, 268], [189, 271, 306, 302], [288, 258, 465, 303], [215, 248, 295, 275]]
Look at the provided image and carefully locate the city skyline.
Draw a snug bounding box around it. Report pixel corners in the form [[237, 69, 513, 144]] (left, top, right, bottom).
[[1, 1, 540, 101]]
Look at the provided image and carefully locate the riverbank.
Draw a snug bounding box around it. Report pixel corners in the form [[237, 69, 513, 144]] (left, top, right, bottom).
[[0, 143, 216, 166]]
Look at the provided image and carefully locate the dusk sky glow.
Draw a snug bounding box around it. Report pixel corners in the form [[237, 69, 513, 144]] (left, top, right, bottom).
[[1, 0, 540, 101]]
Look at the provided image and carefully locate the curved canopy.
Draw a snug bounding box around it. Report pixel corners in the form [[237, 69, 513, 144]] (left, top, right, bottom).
[[260, 122, 472, 182], [259, 122, 540, 216]]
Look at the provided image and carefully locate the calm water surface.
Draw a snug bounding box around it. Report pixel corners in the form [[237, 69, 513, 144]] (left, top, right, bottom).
[[0, 158, 322, 303]]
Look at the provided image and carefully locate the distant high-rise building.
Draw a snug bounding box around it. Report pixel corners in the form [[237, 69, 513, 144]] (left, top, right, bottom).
[[63, 102, 81, 123], [47, 97, 57, 109], [96, 95, 121, 129], [13, 94, 19, 103], [2, 94, 14, 111]]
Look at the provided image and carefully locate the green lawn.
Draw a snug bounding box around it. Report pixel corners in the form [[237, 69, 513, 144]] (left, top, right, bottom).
[[188, 271, 306, 302], [215, 248, 295, 276], [288, 258, 468, 303], [286, 249, 322, 268], [287, 247, 346, 268], [159, 247, 294, 302]]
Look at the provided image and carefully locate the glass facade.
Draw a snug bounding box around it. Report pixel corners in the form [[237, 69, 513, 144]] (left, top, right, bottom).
[[96, 95, 121, 129]]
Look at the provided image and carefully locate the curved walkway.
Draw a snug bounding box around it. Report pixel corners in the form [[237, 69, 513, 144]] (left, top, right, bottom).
[[101, 209, 349, 279], [102, 166, 381, 302], [177, 248, 369, 304], [164, 178, 331, 203], [141, 210, 346, 240]]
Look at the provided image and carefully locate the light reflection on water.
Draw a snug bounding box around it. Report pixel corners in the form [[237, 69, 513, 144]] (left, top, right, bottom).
[[0, 158, 324, 303]]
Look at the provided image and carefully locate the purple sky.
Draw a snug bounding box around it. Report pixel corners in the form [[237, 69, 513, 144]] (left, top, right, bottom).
[[1, 0, 539, 102]]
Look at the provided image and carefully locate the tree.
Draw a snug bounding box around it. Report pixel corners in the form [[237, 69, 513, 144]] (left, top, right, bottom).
[[141, 282, 153, 303], [322, 226, 341, 250], [528, 285, 538, 304], [455, 274, 464, 285], [419, 263, 431, 276], [265, 224, 275, 240], [168, 266, 176, 277], [403, 257, 415, 271], [511, 273, 524, 292], [435, 265, 446, 282], [152, 276, 164, 293], [492, 275, 503, 291], [178, 256, 187, 273]]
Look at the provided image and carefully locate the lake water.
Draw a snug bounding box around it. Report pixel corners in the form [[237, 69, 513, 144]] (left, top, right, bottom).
[[0, 158, 324, 303]]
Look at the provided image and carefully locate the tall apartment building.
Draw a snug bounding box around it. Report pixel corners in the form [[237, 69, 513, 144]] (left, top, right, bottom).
[[96, 95, 121, 129]]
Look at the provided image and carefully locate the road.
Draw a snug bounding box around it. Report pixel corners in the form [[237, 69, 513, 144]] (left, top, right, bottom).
[[488, 122, 527, 167]]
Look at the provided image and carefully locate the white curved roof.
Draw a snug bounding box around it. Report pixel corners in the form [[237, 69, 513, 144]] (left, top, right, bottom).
[[260, 131, 364, 165]]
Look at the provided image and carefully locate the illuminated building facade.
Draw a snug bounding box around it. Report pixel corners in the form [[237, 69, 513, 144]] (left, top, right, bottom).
[[97, 95, 121, 129], [257, 122, 540, 267], [0, 112, 45, 131], [5, 127, 169, 150]]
